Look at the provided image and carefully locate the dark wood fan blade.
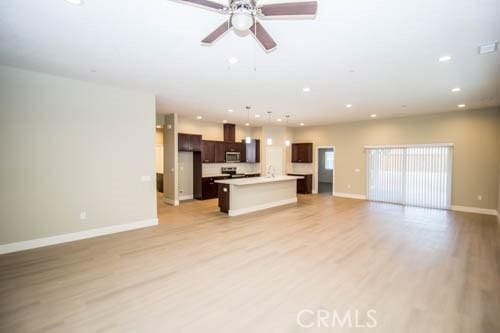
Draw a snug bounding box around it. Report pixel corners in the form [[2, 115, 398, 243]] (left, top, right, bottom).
[[177, 0, 226, 11], [249, 21, 277, 51], [259, 1, 317, 16], [201, 20, 231, 44]]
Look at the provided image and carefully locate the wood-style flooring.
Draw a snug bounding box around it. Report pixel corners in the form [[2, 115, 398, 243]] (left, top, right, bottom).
[[0, 195, 499, 332]]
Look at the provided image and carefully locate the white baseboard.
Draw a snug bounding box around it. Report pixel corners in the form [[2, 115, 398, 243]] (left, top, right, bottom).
[[164, 197, 179, 206], [179, 194, 194, 201], [228, 198, 298, 217], [450, 205, 498, 216], [333, 192, 367, 200], [0, 218, 158, 255]]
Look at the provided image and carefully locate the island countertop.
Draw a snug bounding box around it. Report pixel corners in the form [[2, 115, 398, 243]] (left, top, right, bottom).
[[214, 175, 303, 186]]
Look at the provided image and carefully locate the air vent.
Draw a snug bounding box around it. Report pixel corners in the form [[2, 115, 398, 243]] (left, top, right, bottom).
[[478, 42, 498, 55]]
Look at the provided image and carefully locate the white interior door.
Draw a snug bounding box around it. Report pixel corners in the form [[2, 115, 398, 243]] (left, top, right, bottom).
[[266, 146, 284, 176]]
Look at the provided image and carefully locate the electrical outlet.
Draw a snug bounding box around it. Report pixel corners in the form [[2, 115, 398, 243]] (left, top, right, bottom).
[[477, 195, 482, 201], [79, 211, 87, 221], [347, 184, 351, 189], [354, 168, 360, 173]]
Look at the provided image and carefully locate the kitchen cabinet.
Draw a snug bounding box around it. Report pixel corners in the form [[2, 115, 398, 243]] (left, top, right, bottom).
[[178, 133, 202, 152], [218, 183, 230, 213], [291, 143, 313, 163], [224, 142, 246, 162], [242, 139, 260, 163], [288, 173, 312, 194], [202, 141, 226, 163], [201, 140, 215, 163], [223, 123, 236, 142], [156, 173, 163, 193], [215, 141, 225, 163], [201, 176, 228, 200]]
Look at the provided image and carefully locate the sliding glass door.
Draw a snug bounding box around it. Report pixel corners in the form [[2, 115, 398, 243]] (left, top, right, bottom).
[[366, 145, 452, 209]]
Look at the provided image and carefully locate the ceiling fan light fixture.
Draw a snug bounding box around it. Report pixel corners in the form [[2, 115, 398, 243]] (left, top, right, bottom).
[[231, 11, 254, 32]]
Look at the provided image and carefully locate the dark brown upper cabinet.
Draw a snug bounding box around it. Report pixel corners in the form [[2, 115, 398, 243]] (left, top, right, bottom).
[[223, 123, 235, 142], [242, 139, 260, 163], [214, 141, 226, 163], [178, 133, 202, 152], [202, 140, 226, 163], [291, 143, 313, 163], [201, 140, 215, 163]]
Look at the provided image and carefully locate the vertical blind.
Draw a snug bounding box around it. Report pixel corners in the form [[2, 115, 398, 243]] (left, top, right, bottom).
[[366, 145, 453, 209]]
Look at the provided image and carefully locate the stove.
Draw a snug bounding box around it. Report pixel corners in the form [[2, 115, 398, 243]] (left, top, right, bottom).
[[221, 167, 246, 178]]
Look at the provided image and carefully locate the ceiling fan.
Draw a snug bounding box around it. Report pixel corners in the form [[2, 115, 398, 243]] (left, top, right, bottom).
[[173, 0, 318, 51]]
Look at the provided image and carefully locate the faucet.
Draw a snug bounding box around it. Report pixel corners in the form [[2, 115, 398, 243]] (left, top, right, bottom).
[[267, 165, 275, 178]]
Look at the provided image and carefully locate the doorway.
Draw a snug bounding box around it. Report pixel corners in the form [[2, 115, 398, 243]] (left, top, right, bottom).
[[317, 147, 334, 194], [266, 146, 284, 176]]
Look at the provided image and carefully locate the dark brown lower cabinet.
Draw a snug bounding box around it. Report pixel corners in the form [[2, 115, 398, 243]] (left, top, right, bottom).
[[156, 173, 163, 193], [201, 176, 228, 200], [218, 183, 230, 213], [288, 174, 312, 194]]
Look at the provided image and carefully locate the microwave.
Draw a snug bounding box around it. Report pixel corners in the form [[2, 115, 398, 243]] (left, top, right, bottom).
[[225, 152, 240, 163]]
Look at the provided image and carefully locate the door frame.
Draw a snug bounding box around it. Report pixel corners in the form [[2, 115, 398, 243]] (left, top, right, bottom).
[[314, 146, 335, 195]]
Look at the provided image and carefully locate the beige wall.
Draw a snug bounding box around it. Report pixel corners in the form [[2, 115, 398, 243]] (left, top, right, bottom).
[[177, 116, 255, 142], [0, 66, 157, 245], [292, 108, 500, 209], [163, 114, 178, 204]]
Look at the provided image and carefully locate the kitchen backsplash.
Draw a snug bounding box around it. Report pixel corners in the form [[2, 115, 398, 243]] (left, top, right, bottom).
[[203, 163, 261, 176], [288, 163, 314, 175]]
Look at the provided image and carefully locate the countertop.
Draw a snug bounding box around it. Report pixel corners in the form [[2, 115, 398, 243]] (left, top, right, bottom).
[[214, 175, 303, 186], [202, 173, 260, 178]]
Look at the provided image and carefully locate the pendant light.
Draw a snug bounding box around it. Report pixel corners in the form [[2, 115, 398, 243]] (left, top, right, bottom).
[[245, 106, 252, 144], [284, 115, 291, 146], [266, 111, 273, 146]]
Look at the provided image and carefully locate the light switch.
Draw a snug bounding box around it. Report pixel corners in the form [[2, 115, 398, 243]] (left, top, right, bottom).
[[354, 168, 360, 173], [141, 175, 152, 182]]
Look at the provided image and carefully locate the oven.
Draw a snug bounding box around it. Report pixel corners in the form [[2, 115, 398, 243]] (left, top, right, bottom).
[[225, 152, 240, 163]]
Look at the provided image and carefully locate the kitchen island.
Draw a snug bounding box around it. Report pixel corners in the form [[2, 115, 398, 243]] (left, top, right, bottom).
[[215, 175, 303, 216]]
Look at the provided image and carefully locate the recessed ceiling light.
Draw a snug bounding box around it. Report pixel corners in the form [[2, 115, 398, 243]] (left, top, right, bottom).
[[303, 87, 311, 93], [222, 120, 227, 123], [439, 55, 452, 62], [196, 115, 202, 120], [277, 118, 282, 122], [457, 104, 466, 108], [346, 104, 353, 108], [300, 122, 305, 126], [228, 57, 238, 64], [65, 0, 83, 5], [255, 114, 261, 118], [227, 109, 233, 113], [371, 114, 377, 118], [245, 122, 250, 126], [451, 87, 461, 93]]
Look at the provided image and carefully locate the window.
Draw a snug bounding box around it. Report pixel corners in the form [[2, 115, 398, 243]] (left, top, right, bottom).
[[324, 151, 334, 170], [366, 145, 452, 209]]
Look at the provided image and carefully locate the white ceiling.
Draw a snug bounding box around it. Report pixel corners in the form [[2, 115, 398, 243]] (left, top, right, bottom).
[[1, 0, 499, 126]]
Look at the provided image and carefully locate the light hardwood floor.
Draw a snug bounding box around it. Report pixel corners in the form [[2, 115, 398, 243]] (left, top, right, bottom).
[[0, 195, 499, 332]]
